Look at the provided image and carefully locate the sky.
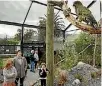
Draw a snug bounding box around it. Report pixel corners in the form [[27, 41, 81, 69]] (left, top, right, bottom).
[[0, 0, 100, 37]]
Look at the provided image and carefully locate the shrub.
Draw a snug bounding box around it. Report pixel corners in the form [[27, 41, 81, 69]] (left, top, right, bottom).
[[74, 74, 83, 82], [0, 58, 3, 68], [91, 72, 97, 79]]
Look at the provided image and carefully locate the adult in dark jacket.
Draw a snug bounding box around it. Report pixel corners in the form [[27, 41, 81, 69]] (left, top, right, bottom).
[[30, 50, 35, 72]]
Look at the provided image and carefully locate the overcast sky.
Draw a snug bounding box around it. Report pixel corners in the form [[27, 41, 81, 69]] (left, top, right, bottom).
[[0, 0, 100, 37]]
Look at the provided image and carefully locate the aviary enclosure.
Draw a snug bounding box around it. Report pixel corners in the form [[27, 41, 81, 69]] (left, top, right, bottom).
[[0, 0, 101, 86]]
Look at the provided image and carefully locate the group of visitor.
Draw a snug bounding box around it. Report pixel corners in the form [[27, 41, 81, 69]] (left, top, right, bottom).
[[3, 50, 27, 86], [2, 50, 48, 86]]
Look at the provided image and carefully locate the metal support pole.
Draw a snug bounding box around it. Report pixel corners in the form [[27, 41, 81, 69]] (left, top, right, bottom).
[[63, 30, 65, 42], [21, 1, 33, 54]]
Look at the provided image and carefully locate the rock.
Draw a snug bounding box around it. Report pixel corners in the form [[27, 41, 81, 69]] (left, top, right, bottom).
[[72, 79, 81, 86], [77, 62, 85, 66], [67, 62, 101, 86]]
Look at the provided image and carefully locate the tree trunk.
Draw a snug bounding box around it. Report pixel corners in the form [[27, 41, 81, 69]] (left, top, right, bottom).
[[93, 34, 97, 67], [46, 0, 54, 86]]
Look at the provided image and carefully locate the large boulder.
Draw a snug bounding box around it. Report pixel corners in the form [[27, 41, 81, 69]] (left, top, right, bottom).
[[67, 62, 101, 86]]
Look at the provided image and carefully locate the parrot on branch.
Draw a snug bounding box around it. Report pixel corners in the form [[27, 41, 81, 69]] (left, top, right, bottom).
[[73, 1, 98, 29]]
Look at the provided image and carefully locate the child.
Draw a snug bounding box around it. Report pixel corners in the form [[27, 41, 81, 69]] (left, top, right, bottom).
[[58, 69, 67, 86], [39, 63, 48, 86], [3, 59, 17, 86]]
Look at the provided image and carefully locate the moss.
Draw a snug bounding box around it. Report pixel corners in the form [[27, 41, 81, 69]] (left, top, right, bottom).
[[74, 74, 84, 82], [91, 72, 97, 79], [83, 77, 88, 86]]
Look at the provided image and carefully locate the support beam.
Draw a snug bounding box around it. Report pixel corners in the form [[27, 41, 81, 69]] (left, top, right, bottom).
[[87, 1, 96, 8], [0, 20, 64, 31], [64, 24, 72, 31], [32, 0, 77, 16], [62, 30, 65, 42], [0, 20, 44, 28], [66, 29, 80, 32], [23, 1, 33, 24], [46, 0, 54, 86], [32, 0, 61, 10], [21, 1, 33, 53]]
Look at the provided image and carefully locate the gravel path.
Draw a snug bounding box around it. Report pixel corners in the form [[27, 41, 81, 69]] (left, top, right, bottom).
[[0, 69, 40, 86], [24, 69, 39, 86]]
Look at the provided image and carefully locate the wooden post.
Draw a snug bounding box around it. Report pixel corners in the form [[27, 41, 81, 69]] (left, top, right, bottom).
[[46, 0, 54, 86]]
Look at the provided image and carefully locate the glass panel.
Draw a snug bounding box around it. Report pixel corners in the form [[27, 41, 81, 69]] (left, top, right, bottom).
[[58, 11, 70, 29], [23, 27, 38, 43], [0, 24, 21, 45], [66, 25, 81, 34], [25, 3, 47, 25], [0, 24, 21, 54], [0, 24, 21, 37], [0, 1, 30, 23], [54, 10, 71, 30], [35, 0, 47, 4], [89, 0, 100, 21], [66, 30, 81, 34]]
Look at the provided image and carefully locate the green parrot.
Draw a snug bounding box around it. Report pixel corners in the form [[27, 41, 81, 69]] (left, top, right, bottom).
[[73, 1, 98, 29]]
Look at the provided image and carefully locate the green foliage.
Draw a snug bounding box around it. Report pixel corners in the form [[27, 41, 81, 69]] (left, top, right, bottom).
[[58, 32, 101, 70], [91, 72, 97, 79], [0, 38, 19, 45], [74, 32, 94, 53], [38, 14, 65, 41], [0, 58, 3, 68], [0, 55, 14, 58], [14, 29, 37, 42], [74, 74, 83, 82], [60, 41, 78, 70], [54, 50, 62, 64], [7, 40, 19, 45], [74, 32, 101, 67], [74, 73, 88, 85]]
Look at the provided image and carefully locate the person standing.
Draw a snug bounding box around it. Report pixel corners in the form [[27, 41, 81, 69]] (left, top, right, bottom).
[[13, 50, 27, 86], [39, 63, 48, 86], [3, 59, 17, 86], [30, 50, 35, 72], [34, 50, 39, 70]]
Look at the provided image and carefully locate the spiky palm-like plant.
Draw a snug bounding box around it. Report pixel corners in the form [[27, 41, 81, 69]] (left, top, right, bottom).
[[38, 13, 65, 42]]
